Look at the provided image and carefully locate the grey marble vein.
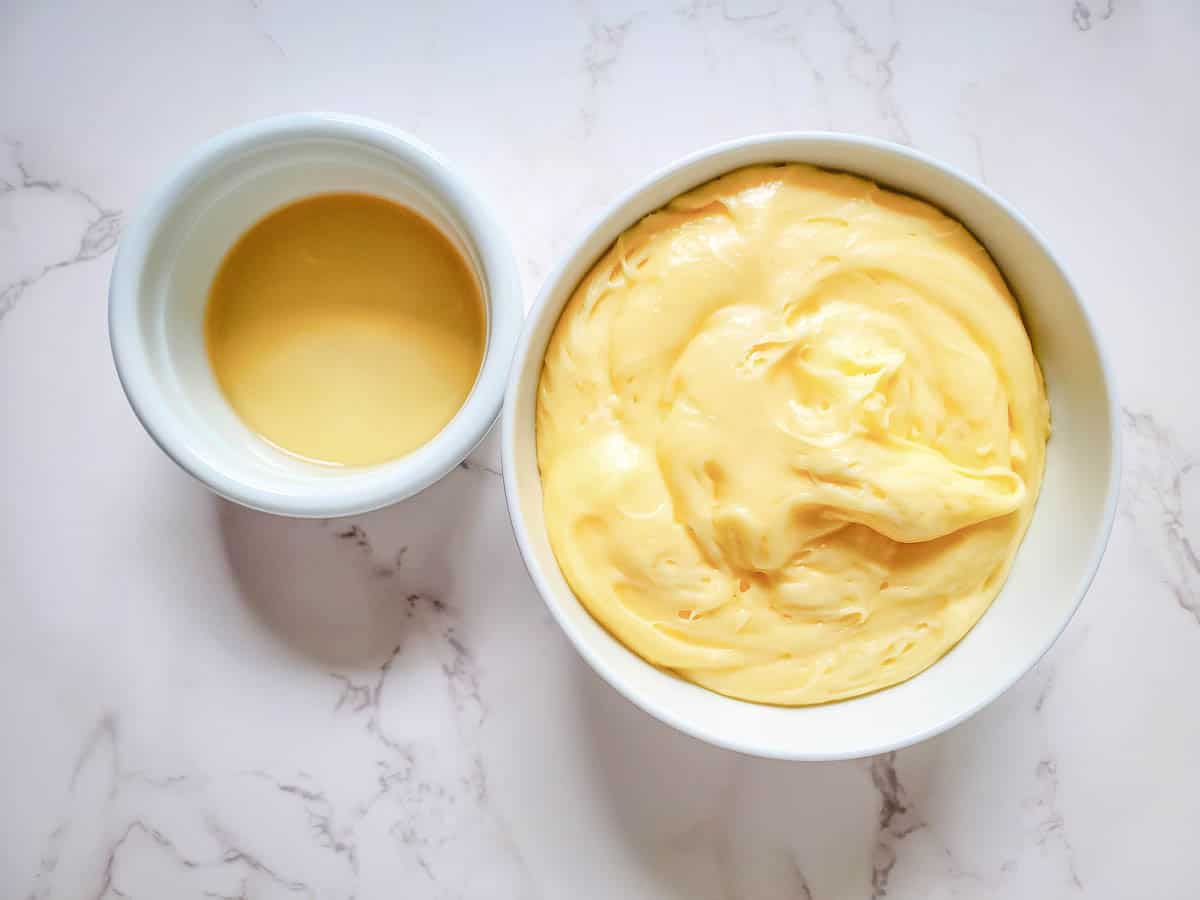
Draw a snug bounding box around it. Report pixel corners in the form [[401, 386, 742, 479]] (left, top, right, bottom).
[[246, 0, 287, 58], [583, 18, 634, 88], [70, 716, 120, 800], [328, 521, 410, 577], [205, 818, 314, 897], [868, 752, 923, 899], [1032, 758, 1083, 890], [244, 771, 360, 876], [827, 0, 911, 144], [1122, 407, 1200, 624], [28, 714, 121, 900], [443, 627, 487, 725], [93, 821, 180, 900], [331, 642, 414, 760], [788, 856, 815, 900], [1033, 666, 1056, 713], [25, 822, 68, 900], [1072, 0, 1115, 32], [578, 15, 636, 135], [720, 0, 782, 23], [458, 457, 502, 478], [28, 715, 328, 900], [969, 132, 988, 185], [672, 0, 831, 128], [319, 582, 535, 893], [0, 140, 122, 324]]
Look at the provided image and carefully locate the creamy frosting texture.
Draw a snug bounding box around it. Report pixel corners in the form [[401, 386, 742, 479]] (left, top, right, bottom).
[[536, 164, 1050, 705]]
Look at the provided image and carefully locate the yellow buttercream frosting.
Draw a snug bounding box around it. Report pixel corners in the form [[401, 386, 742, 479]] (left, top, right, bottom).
[[536, 164, 1050, 705]]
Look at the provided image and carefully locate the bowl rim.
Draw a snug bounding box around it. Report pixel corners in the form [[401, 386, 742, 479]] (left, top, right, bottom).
[[109, 111, 522, 518], [501, 131, 1121, 761]]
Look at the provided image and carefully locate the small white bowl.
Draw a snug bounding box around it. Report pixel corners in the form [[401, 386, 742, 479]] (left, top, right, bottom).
[[110, 113, 521, 517], [502, 134, 1120, 760]]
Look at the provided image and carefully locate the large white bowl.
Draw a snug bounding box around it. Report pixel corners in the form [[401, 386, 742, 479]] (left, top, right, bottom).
[[502, 134, 1119, 760], [110, 113, 522, 517]]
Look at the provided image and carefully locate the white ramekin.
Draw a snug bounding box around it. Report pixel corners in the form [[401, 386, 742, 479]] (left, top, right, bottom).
[[110, 113, 521, 517], [502, 133, 1120, 761]]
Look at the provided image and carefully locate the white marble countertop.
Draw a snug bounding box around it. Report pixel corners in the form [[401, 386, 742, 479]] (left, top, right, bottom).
[[3, 1, 1197, 897]]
